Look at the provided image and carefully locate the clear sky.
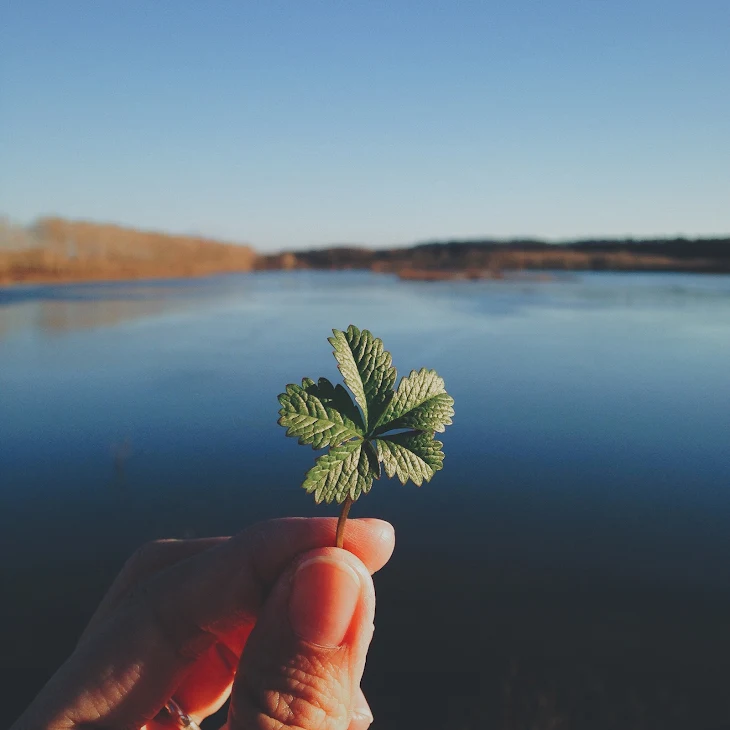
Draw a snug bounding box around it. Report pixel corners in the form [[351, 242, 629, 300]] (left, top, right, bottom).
[[1, 1, 728, 251]]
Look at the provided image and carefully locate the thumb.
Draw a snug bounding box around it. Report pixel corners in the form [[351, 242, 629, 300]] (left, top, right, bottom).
[[228, 547, 376, 730]]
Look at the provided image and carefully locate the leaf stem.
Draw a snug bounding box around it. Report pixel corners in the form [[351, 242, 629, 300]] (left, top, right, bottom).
[[336, 496, 353, 549]]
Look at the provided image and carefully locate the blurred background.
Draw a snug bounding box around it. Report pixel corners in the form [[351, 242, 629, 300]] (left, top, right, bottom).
[[2, 2, 730, 728]]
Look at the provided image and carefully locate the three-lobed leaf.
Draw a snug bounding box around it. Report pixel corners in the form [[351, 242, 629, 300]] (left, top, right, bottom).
[[328, 325, 396, 432], [278, 326, 453, 504], [374, 367, 454, 435], [278, 380, 363, 449], [377, 431, 445, 486]]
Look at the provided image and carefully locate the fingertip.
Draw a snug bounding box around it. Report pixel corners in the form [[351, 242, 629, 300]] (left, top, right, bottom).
[[285, 546, 376, 654], [292, 547, 375, 594], [355, 517, 395, 544], [289, 553, 365, 647], [344, 518, 395, 573]]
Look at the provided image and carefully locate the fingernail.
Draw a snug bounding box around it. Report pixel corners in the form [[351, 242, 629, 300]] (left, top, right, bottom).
[[289, 556, 362, 647]]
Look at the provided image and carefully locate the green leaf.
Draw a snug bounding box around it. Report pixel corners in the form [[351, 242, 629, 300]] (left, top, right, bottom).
[[302, 439, 374, 504], [279, 326, 453, 508], [362, 439, 382, 480], [278, 379, 363, 449], [328, 325, 396, 432], [376, 431, 445, 487], [374, 368, 455, 435], [301, 376, 365, 433]]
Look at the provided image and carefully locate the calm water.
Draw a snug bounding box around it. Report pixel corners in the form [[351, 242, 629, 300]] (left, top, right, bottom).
[[3, 271, 730, 728]]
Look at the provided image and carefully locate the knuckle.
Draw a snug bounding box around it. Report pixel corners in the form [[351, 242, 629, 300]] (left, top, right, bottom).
[[243, 652, 350, 730]]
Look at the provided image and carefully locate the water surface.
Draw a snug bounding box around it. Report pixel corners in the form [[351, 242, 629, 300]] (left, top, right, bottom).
[[3, 271, 730, 728]]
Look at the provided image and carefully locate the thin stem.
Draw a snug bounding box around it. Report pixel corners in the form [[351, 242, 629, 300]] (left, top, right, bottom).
[[335, 496, 353, 549]]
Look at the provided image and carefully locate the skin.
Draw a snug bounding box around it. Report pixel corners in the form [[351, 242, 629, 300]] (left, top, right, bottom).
[[11, 517, 396, 730]]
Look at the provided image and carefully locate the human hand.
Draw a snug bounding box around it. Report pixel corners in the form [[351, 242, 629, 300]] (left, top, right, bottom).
[[12, 517, 395, 730]]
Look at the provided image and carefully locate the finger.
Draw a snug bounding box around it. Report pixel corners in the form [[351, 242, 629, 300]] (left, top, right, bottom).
[[81, 538, 228, 642], [228, 547, 376, 730], [19, 518, 394, 730]]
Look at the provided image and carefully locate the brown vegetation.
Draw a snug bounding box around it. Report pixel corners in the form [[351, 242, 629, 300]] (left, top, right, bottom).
[[2, 217, 729, 286], [0, 217, 256, 285], [278, 238, 730, 277]]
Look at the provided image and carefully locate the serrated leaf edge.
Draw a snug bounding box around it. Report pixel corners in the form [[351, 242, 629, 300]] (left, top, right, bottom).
[[328, 325, 396, 432], [277, 380, 364, 450], [302, 439, 374, 504], [376, 432, 445, 487], [374, 367, 455, 435]]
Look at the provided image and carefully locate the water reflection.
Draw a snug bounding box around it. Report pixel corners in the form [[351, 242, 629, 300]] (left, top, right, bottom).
[[37, 297, 182, 334], [0, 277, 251, 339], [3, 272, 730, 341]]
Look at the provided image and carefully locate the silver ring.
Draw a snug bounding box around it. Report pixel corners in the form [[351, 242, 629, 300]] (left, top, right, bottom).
[[163, 698, 202, 730]]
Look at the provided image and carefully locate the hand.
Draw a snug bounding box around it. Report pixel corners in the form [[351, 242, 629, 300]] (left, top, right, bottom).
[[12, 517, 395, 730]]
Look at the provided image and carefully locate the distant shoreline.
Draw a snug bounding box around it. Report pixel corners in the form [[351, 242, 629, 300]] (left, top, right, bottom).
[[2, 217, 729, 286]]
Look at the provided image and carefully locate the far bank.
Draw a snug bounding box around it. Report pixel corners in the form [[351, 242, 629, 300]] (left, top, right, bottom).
[[2, 217, 729, 286]]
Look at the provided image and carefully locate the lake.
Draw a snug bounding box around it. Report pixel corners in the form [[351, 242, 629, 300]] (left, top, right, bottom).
[[3, 271, 730, 729]]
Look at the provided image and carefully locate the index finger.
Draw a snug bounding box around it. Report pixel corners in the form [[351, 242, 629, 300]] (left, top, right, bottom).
[[83, 517, 394, 643], [147, 517, 395, 645]]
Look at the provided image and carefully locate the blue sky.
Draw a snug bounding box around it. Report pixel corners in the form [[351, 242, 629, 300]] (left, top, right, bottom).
[[1, 1, 728, 251]]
